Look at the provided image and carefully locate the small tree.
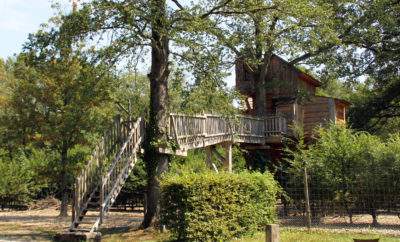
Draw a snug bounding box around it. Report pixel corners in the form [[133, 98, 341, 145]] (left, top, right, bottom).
[[6, 51, 116, 216]]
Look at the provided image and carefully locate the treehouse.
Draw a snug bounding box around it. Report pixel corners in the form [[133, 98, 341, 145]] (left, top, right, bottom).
[[236, 54, 350, 141]]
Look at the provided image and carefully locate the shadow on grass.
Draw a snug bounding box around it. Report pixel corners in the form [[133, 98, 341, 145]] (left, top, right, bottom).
[[0, 233, 53, 241]]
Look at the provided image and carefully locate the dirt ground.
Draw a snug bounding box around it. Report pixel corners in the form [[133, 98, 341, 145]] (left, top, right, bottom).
[[1, 206, 400, 241], [0, 207, 150, 242]]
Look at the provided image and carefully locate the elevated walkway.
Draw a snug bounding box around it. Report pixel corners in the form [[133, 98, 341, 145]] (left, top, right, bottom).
[[67, 113, 287, 234]]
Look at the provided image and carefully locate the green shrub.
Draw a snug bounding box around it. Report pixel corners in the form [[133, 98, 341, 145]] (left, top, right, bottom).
[[160, 171, 280, 241]]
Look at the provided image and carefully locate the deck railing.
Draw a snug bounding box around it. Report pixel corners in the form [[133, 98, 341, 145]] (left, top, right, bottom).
[[169, 113, 288, 149], [265, 116, 288, 137]]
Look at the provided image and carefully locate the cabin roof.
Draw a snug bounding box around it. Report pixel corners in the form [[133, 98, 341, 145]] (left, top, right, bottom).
[[334, 97, 351, 107], [272, 54, 321, 87], [315, 95, 351, 106]]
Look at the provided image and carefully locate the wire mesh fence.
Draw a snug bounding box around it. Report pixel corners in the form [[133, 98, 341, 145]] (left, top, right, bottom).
[[278, 182, 400, 231]]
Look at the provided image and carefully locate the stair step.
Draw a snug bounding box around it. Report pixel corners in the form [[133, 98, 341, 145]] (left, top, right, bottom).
[[70, 228, 92, 232], [83, 208, 100, 212], [77, 220, 96, 225], [79, 215, 99, 219]]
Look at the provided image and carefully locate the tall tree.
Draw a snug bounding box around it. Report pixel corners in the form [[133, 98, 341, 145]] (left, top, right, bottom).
[[205, 0, 375, 116], [57, 0, 234, 227]]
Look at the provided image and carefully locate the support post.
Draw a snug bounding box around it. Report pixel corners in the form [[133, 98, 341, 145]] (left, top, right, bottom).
[[265, 224, 279, 242], [224, 142, 232, 173], [303, 166, 312, 229], [205, 146, 219, 173], [205, 146, 213, 168]]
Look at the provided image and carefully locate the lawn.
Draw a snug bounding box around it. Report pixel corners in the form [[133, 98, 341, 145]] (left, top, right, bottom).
[[102, 228, 400, 242], [241, 229, 400, 242], [1, 208, 399, 242]]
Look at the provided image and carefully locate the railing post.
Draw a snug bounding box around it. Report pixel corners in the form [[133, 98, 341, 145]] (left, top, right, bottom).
[[99, 154, 104, 225], [100, 182, 104, 225], [72, 180, 77, 225]]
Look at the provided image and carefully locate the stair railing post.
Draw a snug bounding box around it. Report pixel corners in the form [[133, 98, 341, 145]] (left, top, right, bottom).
[[100, 181, 104, 225], [71, 181, 76, 224], [99, 157, 104, 225]]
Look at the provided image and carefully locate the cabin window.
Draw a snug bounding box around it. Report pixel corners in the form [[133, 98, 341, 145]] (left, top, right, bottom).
[[245, 97, 254, 110]]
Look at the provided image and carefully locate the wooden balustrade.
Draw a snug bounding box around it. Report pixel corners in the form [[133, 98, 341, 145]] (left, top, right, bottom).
[[169, 113, 288, 151], [265, 116, 287, 136], [71, 117, 144, 232]]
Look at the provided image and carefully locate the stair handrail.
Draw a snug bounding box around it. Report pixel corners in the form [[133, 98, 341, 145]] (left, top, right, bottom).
[[71, 116, 131, 229], [94, 117, 144, 231]]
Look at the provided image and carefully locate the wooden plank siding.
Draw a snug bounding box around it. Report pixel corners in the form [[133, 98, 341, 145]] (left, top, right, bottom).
[[302, 96, 335, 135], [235, 54, 350, 141]]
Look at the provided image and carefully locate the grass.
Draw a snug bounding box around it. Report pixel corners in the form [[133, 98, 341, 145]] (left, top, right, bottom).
[[102, 228, 400, 242], [239, 229, 400, 242]]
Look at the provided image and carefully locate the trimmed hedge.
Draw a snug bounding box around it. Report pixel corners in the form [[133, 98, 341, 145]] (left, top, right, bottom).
[[160, 172, 280, 241]]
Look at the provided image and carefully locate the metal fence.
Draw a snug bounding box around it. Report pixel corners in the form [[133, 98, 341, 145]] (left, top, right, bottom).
[[278, 183, 400, 232]]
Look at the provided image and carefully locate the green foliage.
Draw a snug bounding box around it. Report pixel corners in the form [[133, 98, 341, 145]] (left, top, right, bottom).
[[160, 171, 280, 241], [169, 151, 209, 175], [285, 124, 400, 221], [120, 159, 147, 194], [168, 145, 246, 175], [114, 73, 150, 120], [0, 147, 53, 205]]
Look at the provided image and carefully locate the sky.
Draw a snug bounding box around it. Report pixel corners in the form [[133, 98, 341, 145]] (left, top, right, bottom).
[[0, 0, 71, 59], [0, 0, 236, 87]]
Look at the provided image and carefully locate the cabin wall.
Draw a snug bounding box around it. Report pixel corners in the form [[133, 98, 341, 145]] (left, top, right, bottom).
[[266, 56, 299, 98], [335, 100, 347, 125], [302, 97, 335, 135], [276, 103, 295, 121], [236, 56, 319, 117]]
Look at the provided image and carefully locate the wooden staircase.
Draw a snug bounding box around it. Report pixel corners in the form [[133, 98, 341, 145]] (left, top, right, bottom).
[[69, 117, 144, 233]]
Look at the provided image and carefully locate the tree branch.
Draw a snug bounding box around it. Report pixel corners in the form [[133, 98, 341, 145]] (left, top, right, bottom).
[[171, 0, 184, 10]]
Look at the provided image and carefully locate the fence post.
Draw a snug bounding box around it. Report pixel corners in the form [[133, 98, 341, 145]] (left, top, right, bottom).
[[265, 224, 279, 242], [303, 166, 312, 229]]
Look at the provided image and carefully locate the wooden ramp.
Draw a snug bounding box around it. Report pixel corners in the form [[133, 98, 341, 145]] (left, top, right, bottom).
[[67, 113, 287, 234]]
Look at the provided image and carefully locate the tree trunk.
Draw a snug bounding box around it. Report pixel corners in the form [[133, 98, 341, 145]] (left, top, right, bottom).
[[255, 53, 272, 116], [59, 144, 69, 217], [141, 0, 170, 229], [371, 207, 378, 226]]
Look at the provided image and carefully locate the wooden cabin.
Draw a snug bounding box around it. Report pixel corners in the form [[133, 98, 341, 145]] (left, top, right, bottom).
[[236, 54, 350, 140]]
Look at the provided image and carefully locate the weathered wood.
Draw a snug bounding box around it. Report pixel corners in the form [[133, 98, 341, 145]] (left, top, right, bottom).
[[70, 117, 144, 233], [168, 113, 288, 152], [70, 113, 288, 233], [265, 224, 280, 242]]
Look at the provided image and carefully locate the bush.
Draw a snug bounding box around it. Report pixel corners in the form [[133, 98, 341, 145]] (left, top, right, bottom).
[[0, 147, 51, 207], [160, 171, 280, 241], [284, 124, 400, 224]]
